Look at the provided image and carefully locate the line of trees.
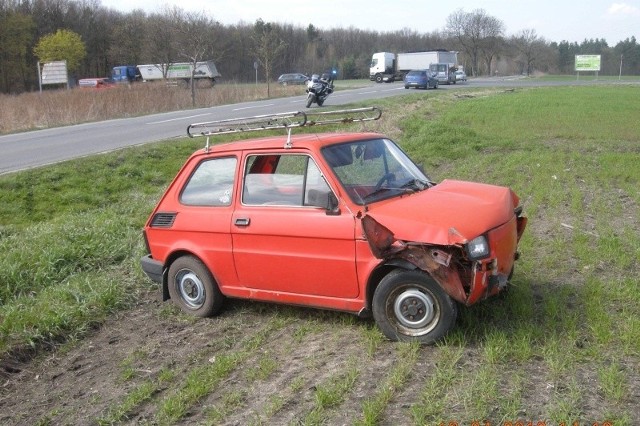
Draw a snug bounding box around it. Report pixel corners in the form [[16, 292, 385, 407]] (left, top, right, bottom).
[[1, 0, 639, 94]]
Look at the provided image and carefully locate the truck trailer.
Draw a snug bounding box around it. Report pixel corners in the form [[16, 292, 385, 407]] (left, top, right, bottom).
[[111, 61, 221, 87], [370, 51, 458, 84]]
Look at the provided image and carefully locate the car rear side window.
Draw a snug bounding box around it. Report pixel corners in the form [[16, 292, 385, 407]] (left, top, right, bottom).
[[180, 157, 237, 206]]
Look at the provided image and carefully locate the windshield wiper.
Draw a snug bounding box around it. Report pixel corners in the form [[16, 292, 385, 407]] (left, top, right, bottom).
[[363, 187, 393, 202], [401, 179, 430, 192]]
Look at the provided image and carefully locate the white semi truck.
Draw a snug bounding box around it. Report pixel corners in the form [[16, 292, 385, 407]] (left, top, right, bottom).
[[369, 51, 458, 84]]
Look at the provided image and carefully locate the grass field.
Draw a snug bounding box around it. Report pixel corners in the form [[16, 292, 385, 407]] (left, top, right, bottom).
[[0, 85, 638, 425]]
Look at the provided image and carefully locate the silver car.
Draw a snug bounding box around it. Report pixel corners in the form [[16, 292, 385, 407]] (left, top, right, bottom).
[[455, 70, 467, 82], [277, 73, 309, 85]]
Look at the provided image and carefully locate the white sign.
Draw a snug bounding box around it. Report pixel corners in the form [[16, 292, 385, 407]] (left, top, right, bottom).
[[40, 61, 68, 84]]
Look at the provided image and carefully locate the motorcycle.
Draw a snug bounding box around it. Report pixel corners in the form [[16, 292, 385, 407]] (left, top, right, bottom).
[[305, 72, 334, 108]]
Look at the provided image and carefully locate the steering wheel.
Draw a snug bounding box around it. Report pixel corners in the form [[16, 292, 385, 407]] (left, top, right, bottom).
[[373, 173, 394, 191]]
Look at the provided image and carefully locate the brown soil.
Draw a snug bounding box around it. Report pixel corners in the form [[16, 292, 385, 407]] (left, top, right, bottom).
[[1, 288, 638, 425]]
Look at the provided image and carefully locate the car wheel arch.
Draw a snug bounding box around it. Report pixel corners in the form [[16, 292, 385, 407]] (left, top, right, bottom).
[[365, 260, 419, 312]]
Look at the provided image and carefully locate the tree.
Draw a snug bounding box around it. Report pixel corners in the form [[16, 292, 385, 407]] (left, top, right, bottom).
[[145, 9, 180, 75], [33, 29, 86, 73], [446, 9, 504, 76], [108, 10, 147, 66], [172, 7, 224, 105], [615, 37, 640, 76], [0, 11, 35, 92], [512, 29, 543, 75], [251, 19, 286, 97]]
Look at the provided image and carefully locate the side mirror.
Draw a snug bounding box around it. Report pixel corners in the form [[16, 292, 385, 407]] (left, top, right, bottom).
[[307, 189, 340, 215], [327, 193, 341, 216]]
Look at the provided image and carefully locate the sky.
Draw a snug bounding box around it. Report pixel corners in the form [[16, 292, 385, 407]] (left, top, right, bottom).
[[99, 0, 639, 45]]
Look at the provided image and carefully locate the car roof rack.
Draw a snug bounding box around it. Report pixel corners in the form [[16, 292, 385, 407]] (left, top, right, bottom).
[[187, 107, 382, 151]]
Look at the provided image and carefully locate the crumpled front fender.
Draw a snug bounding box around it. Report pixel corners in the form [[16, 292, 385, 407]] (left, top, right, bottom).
[[362, 215, 468, 303]]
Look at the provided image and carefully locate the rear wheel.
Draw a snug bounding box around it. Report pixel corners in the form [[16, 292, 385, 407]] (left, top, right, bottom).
[[372, 270, 457, 344], [168, 256, 224, 317]]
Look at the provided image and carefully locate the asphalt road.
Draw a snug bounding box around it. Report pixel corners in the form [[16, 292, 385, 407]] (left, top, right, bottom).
[[0, 76, 632, 175]]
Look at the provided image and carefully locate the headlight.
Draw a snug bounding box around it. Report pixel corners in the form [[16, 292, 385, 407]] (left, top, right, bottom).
[[466, 235, 490, 260]]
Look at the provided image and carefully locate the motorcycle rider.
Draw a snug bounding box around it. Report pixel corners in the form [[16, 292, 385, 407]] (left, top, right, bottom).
[[306, 72, 334, 107]]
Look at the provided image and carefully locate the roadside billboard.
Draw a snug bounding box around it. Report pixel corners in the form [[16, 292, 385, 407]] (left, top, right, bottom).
[[40, 61, 68, 84], [575, 55, 601, 72], [38, 61, 70, 91]]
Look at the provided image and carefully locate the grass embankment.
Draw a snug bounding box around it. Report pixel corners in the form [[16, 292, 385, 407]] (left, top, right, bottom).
[[1, 85, 638, 424]]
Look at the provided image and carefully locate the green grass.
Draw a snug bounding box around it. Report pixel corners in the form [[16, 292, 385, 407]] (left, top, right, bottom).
[[1, 85, 639, 424], [530, 74, 640, 82]]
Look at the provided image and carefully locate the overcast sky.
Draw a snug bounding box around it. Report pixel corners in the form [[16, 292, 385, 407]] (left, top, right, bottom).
[[99, 0, 639, 45]]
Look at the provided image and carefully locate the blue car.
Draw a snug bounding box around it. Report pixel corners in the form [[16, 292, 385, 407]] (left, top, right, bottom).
[[404, 70, 439, 90]]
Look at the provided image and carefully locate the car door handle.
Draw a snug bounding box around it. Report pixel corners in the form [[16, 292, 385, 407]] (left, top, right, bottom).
[[234, 218, 250, 227]]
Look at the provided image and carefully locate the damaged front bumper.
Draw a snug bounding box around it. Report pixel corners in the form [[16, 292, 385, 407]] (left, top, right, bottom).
[[362, 211, 527, 306]]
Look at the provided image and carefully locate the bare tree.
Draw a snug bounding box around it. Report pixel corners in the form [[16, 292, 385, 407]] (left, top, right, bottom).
[[171, 7, 224, 105], [144, 8, 180, 78], [108, 10, 147, 67], [446, 9, 504, 76], [511, 29, 544, 75], [251, 19, 286, 97]]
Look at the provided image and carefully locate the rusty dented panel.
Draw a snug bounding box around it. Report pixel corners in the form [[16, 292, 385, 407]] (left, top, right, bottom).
[[362, 215, 469, 303]]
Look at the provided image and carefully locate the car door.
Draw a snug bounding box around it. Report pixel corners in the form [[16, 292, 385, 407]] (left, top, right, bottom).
[[231, 152, 359, 299]]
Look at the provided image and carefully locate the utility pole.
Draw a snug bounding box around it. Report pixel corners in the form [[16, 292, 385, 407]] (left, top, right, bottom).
[[619, 54, 623, 80]]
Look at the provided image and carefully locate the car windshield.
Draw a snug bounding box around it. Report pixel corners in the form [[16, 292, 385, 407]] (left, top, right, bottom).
[[322, 138, 432, 205]]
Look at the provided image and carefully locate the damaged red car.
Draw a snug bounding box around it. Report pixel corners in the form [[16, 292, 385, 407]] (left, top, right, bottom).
[[140, 107, 527, 344]]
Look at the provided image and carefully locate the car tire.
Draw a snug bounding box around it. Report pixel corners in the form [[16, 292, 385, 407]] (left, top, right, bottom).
[[372, 270, 457, 344], [168, 256, 224, 318], [435, 81, 439, 89], [404, 86, 409, 89]]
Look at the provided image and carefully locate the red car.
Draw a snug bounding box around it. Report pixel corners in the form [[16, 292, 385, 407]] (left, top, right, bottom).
[[140, 108, 527, 343]]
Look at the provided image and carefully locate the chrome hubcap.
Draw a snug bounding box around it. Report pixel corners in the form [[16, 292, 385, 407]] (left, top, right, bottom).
[[176, 270, 205, 309], [394, 289, 435, 329]]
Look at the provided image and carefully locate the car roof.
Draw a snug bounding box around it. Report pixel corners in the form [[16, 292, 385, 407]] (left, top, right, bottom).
[[191, 132, 384, 156]]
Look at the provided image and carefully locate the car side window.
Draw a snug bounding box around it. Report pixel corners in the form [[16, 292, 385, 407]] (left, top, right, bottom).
[[242, 154, 332, 207], [180, 157, 237, 206]]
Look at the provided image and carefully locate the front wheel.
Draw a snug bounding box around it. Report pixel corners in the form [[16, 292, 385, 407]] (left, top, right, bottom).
[[372, 270, 457, 344], [306, 94, 315, 108], [168, 256, 224, 317]]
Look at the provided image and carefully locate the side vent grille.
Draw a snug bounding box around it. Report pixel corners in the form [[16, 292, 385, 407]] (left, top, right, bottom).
[[150, 212, 177, 228]]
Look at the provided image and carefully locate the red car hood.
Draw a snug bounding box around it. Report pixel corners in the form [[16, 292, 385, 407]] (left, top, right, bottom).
[[365, 179, 519, 246]]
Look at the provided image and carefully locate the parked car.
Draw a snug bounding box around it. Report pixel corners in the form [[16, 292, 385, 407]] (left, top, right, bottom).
[[404, 70, 439, 90], [455, 70, 467, 82], [277, 73, 309, 85], [140, 107, 527, 344], [78, 77, 115, 89]]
